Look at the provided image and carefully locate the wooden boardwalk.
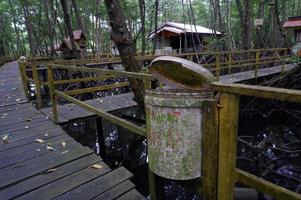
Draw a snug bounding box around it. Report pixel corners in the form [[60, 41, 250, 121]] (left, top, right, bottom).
[[0, 62, 145, 200], [41, 93, 137, 124], [40, 63, 297, 124], [219, 63, 296, 83]]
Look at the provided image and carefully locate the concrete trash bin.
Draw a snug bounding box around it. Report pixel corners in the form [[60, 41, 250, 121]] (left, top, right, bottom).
[[145, 89, 215, 180], [145, 56, 216, 180]]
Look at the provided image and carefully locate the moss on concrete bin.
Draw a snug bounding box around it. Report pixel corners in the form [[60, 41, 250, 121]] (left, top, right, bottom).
[[145, 56, 216, 180], [145, 89, 215, 180]]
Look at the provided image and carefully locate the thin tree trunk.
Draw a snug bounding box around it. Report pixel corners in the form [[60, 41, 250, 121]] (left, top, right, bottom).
[[21, 0, 38, 56], [255, 0, 265, 49], [138, 0, 146, 55], [236, 0, 252, 49], [104, 0, 144, 109], [60, 0, 79, 58], [152, 0, 159, 54]]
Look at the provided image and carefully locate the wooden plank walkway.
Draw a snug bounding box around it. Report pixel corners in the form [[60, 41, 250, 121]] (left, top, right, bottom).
[[0, 61, 145, 200], [219, 63, 296, 83], [41, 93, 137, 124], [40, 63, 297, 124]]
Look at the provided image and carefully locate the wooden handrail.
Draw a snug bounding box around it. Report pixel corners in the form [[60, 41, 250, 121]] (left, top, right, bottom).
[[214, 81, 301, 200], [55, 90, 146, 137]]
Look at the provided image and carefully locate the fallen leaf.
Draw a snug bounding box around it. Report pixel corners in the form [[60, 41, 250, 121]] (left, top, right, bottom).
[[16, 98, 21, 102], [44, 133, 49, 137], [61, 142, 66, 147], [91, 164, 103, 169], [62, 150, 70, 154], [46, 168, 57, 173], [35, 139, 45, 143], [2, 135, 9, 144], [47, 146, 55, 151]]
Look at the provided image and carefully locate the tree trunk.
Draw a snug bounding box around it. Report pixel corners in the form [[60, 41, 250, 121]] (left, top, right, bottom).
[[60, 0, 79, 58], [104, 0, 145, 109], [255, 0, 265, 49], [236, 0, 252, 50], [8, 0, 24, 56], [71, 0, 86, 57], [138, 0, 146, 55], [43, 0, 56, 57], [152, 0, 159, 54], [21, 0, 38, 56]]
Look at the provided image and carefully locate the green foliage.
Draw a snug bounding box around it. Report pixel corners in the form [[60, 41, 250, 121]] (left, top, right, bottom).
[[1, 0, 301, 56]]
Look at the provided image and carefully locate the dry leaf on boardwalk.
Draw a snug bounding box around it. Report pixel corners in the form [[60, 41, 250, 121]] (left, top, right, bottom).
[[46, 168, 57, 173], [91, 164, 103, 169], [35, 139, 45, 143], [47, 146, 55, 151], [61, 142, 66, 147], [2, 135, 9, 144]]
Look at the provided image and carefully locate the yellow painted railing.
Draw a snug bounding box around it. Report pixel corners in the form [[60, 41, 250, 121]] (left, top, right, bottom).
[[20, 48, 291, 109], [23, 53, 301, 200], [211, 82, 301, 200]]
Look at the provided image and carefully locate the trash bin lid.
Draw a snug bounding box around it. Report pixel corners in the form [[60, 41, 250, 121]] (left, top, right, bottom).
[[149, 56, 216, 90]]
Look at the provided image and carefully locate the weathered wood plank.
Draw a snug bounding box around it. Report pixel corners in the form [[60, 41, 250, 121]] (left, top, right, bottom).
[[116, 189, 146, 200], [0, 154, 101, 200], [0, 135, 76, 169], [15, 161, 111, 200], [92, 180, 135, 200], [54, 167, 133, 200], [0, 147, 92, 189]]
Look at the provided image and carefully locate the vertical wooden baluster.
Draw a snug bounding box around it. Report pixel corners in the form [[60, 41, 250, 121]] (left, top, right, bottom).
[[215, 53, 221, 80], [47, 65, 58, 124], [32, 64, 42, 109], [255, 51, 260, 83], [202, 99, 219, 200], [217, 93, 239, 200], [18, 61, 30, 101], [228, 52, 232, 75]]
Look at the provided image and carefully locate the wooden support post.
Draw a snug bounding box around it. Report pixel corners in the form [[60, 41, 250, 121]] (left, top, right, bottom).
[[148, 168, 157, 200], [215, 53, 221, 80], [18, 61, 30, 101], [228, 52, 232, 75], [96, 117, 106, 159], [201, 99, 219, 200], [217, 93, 239, 200], [47, 66, 58, 124], [255, 51, 260, 82], [32, 65, 42, 109]]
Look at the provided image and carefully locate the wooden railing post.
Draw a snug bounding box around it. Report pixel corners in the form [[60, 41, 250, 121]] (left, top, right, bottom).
[[144, 79, 158, 200], [32, 64, 42, 109], [18, 61, 30, 101], [215, 53, 221, 80], [47, 65, 58, 124], [217, 93, 239, 200], [202, 99, 219, 200], [255, 50, 260, 82], [228, 52, 232, 75]]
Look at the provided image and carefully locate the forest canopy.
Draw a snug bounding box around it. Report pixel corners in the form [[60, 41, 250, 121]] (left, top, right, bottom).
[[0, 0, 300, 57]]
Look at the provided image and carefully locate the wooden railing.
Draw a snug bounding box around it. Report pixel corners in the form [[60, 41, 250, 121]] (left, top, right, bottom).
[[211, 82, 301, 200], [20, 48, 291, 109], [0, 56, 15, 66], [19, 51, 301, 199]]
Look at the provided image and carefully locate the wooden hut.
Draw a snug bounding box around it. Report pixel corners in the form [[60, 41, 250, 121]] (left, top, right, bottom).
[[148, 22, 221, 54], [58, 29, 87, 59], [283, 16, 301, 56]]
